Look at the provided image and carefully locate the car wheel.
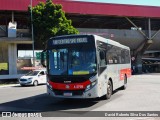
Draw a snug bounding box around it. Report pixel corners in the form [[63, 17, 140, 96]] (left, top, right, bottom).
[[122, 75, 127, 90], [20, 84, 25, 87], [33, 80, 38, 86]]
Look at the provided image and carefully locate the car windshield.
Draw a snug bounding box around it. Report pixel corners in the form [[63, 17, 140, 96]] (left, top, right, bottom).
[[48, 45, 97, 75], [26, 71, 39, 76]]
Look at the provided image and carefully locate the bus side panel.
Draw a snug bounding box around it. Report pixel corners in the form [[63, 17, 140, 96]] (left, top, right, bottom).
[[106, 65, 120, 91], [97, 68, 108, 97], [98, 65, 120, 97], [118, 64, 131, 87]]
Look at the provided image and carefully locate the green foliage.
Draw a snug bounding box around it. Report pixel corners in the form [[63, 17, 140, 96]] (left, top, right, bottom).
[[28, 0, 79, 47]]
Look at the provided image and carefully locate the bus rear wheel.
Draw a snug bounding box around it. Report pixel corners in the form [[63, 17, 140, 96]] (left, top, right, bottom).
[[122, 75, 127, 90]]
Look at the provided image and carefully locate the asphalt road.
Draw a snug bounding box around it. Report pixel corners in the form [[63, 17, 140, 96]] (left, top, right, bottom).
[[0, 73, 160, 119]]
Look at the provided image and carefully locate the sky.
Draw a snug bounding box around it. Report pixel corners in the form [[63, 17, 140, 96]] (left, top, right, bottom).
[[74, 0, 160, 7]]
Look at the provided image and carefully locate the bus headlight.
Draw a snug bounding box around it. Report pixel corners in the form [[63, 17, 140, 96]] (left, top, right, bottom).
[[91, 80, 96, 86], [85, 80, 97, 91], [47, 81, 52, 90]]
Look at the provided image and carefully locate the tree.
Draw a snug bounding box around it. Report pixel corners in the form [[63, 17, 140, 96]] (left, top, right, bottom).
[[29, 0, 79, 48]]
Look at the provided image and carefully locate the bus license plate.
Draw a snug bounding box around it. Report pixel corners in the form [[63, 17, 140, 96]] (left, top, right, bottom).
[[63, 92, 72, 96]]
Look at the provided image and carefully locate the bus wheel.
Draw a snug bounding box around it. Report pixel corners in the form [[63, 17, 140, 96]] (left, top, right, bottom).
[[122, 75, 127, 90], [105, 80, 113, 99], [33, 80, 38, 86]]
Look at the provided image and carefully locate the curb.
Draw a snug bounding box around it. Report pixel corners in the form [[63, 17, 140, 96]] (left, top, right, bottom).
[[0, 84, 20, 88]]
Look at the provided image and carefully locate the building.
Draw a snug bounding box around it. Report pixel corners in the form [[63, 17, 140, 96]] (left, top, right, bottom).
[[0, 0, 160, 79]]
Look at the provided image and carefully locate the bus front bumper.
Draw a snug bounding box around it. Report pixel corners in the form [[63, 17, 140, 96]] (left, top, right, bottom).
[[47, 85, 99, 99]]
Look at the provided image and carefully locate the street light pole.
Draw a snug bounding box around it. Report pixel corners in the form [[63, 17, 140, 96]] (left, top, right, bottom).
[[30, 0, 35, 67]]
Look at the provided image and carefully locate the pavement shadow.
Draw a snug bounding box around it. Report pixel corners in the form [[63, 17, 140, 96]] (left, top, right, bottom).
[[0, 88, 123, 116], [0, 94, 98, 111], [12, 84, 46, 87]]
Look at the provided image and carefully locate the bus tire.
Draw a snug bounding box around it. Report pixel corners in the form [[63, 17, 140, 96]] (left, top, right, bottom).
[[33, 80, 38, 86], [122, 75, 127, 90], [104, 80, 113, 100]]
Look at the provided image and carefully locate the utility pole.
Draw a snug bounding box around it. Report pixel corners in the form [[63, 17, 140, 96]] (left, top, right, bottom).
[[30, 0, 35, 67]]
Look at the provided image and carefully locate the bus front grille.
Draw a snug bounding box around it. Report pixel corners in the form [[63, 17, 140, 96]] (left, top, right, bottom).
[[53, 89, 84, 96]]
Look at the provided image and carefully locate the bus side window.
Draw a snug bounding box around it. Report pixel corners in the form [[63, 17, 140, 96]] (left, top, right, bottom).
[[121, 50, 125, 64], [106, 44, 115, 64], [115, 47, 122, 64], [125, 50, 130, 63], [99, 50, 106, 66], [107, 55, 113, 64]]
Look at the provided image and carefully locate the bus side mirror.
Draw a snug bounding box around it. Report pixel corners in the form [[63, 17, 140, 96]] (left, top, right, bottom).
[[41, 50, 46, 67], [100, 51, 105, 60]]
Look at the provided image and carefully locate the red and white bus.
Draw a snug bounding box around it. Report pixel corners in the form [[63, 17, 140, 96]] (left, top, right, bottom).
[[41, 34, 131, 99]]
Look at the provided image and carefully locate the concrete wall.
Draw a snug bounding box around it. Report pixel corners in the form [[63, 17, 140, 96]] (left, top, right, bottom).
[[8, 43, 17, 75], [0, 43, 17, 75], [78, 28, 160, 51]]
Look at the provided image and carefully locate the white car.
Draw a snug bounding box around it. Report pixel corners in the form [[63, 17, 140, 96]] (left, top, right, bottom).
[[19, 69, 47, 86]]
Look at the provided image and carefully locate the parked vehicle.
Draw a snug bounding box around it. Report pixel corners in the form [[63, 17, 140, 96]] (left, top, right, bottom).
[[19, 69, 47, 86]]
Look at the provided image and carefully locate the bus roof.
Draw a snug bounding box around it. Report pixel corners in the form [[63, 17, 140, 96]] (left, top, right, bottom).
[[93, 34, 130, 50], [49, 34, 130, 50]]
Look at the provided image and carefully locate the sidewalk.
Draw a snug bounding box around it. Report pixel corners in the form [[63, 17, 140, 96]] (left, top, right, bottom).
[[0, 84, 19, 88], [0, 79, 19, 88], [131, 73, 160, 78]]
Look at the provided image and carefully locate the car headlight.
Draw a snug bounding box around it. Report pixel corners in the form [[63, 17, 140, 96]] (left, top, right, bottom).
[[28, 78, 33, 80], [85, 80, 97, 91]]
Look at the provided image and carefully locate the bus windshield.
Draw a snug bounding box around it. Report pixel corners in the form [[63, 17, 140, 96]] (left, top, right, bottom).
[[48, 45, 96, 75]]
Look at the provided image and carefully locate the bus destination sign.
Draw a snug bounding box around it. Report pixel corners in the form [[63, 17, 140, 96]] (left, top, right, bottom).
[[53, 38, 88, 45]]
